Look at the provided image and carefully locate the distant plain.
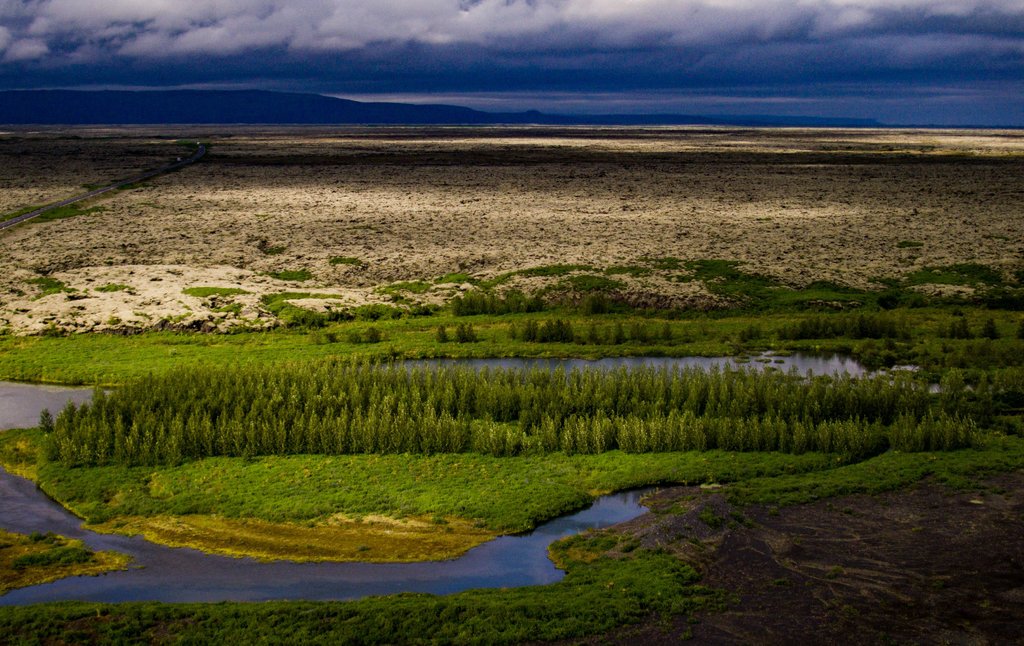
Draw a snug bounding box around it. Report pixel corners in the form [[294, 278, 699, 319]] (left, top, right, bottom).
[[1, 126, 1021, 333]]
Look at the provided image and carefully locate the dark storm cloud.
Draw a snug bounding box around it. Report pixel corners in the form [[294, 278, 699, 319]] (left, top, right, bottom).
[[0, 1, 1022, 123]]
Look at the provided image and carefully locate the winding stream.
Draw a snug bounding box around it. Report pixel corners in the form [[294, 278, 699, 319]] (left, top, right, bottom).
[[0, 353, 866, 604], [0, 467, 649, 604]]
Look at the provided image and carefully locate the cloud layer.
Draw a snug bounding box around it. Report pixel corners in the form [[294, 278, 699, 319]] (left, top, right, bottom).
[[1, 1, 1023, 123], [3, 0, 1023, 58]]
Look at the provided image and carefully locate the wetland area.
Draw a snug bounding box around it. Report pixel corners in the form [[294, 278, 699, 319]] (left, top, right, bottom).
[[0, 127, 1022, 644]]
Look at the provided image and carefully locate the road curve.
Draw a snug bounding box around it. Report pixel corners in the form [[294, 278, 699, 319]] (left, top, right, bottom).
[[0, 143, 206, 232]]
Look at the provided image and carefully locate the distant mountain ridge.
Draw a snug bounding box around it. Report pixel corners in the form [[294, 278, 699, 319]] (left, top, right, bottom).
[[0, 89, 883, 127]]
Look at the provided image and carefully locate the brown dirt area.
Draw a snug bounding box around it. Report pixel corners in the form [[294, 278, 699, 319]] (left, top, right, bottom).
[[1, 127, 1022, 333], [588, 473, 1024, 644]]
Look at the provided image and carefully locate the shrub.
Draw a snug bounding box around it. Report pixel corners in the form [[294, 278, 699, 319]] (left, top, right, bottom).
[[946, 317, 972, 340], [329, 256, 364, 266], [455, 323, 477, 343], [981, 318, 1000, 340]]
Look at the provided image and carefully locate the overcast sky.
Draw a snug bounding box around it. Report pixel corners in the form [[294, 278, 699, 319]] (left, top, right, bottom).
[[1, 0, 1022, 125]]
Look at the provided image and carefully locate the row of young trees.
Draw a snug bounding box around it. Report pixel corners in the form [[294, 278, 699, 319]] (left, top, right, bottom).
[[46, 361, 977, 467], [778, 313, 912, 341]]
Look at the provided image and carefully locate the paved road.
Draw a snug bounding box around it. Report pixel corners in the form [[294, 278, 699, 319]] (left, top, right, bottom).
[[0, 143, 206, 232]]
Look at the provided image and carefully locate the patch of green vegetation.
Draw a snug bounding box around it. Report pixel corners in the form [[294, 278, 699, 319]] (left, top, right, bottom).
[[604, 266, 652, 277], [698, 507, 724, 529], [435, 272, 475, 284], [95, 284, 130, 293], [0, 427, 42, 479], [0, 205, 42, 223], [346, 327, 383, 344], [729, 435, 1024, 507], [0, 529, 130, 595], [30, 204, 107, 224], [519, 264, 594, 278], [768, 281, 867, 309], [680, 260, 781, 305], [265, 269, 313, 282], [897, 240, 924, 249], [12, 545, 92, 570], [662, 261, 892, 311], [260, 245, 286, 255], [349, 304, 407, 321], [905, 263, 1004, 287], [379, 281, 432, 295], [259, 292, 336, 328], [28, 276, 71, 298], [482, 264, 596, 288], [214, 303, 243, 316], [0, 549, 721, 644], [182, 287, 249, 298], [564, 275, 625, 293], [329, 256, 365, 267]]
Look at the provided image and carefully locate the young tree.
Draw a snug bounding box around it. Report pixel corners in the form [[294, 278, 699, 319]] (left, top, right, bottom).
[[455, 323, 477, 343], [38, 409, 54, 433], [981, 318, 999, 340]]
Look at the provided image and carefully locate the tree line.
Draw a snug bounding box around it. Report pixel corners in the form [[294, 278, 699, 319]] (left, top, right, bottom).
[[46, 361, 982, 467]]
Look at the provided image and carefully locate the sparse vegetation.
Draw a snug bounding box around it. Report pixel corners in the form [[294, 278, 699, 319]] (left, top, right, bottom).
[[95, 283, 130, 293], [329, 256, 365, 266], [28, 204, 107, 224], [905, 263, 1005, 287], [27, 276, 71, 298], [182, 287, 249, 298], [266, 269, 312, 282], [0, 529, 130, 595]]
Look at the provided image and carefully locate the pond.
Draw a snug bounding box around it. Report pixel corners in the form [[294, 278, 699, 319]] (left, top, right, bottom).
[[0, 381, 92, 431], [408, 352, 869, 376]]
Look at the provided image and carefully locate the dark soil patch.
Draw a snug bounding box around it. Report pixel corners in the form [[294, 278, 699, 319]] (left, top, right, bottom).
[[586, 473, 1024, 644]]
